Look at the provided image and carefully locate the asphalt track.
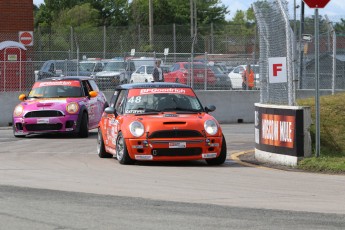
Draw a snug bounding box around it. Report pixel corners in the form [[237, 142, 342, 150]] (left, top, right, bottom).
[[0, 124, 345, 229]]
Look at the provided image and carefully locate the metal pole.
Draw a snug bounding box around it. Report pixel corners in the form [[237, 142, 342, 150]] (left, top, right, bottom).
[[149, 0, 153, 48], [332, 27, 336, 95], [299, 1, 305, 89], [173, 23, 176, 63], [293, 0, 297, 105], [103, 26, 106, 59], [190, 0, 193, 38], [315, 9, 320, 157]]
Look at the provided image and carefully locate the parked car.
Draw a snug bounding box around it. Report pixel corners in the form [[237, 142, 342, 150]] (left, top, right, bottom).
[[13, 76, 108, 138], [35, 60, 92, 81], [95, 59, 136, 90], [228, 64, 260, 89], [164, 62, 216, 89], [130, 65, 154, 83], [79, 58, 107, 77], [97, 82, 227, 165], [208, 65, 232, 90]]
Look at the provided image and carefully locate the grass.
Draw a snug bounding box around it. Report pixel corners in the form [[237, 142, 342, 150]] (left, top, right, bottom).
[[296, 92, 345, 174]]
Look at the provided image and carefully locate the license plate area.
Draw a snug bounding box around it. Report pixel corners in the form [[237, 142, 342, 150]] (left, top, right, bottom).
[[169, 142, 186, 148]]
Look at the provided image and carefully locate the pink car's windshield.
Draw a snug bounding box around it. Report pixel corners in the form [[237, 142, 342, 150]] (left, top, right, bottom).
[[28, 81, 82, 98]]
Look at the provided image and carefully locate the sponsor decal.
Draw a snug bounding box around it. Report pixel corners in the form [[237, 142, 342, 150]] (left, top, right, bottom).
[[135, 155, 153, 160], [125, 109, 145, 114], [261, 114, 295, 148], [127, 88, 196, 97], [132, 145, 144, 149], [202, 153, 217, 158], [33, 80, 81, 88]]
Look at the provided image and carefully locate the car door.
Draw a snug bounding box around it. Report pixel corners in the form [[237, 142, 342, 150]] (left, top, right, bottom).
[[81, 80, 99, 128], [105, 90, 127, 150], [228, 66, 244, 89]]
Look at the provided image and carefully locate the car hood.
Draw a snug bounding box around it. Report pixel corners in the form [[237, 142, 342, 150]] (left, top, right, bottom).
[[121, 112, 221, 137], [96, 71, 122, 77]]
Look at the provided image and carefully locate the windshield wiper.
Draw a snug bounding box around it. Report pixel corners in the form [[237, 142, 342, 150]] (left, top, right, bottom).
[[161, 107, 201, 113]]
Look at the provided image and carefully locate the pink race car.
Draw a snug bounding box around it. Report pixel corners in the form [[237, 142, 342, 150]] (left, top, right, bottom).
[[13, 76, 108, 138]]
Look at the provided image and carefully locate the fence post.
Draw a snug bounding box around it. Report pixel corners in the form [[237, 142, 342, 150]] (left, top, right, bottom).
[[103, 25, 106, 59], [173, 23, 176, 63]]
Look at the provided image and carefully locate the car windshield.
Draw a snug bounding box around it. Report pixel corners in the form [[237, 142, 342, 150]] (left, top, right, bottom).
[[28, 81, 82, 98], [104, 62, 126, 71], [80, 62, 96, 71], [210, 66, 223, 74], [124, 90, 203, 114]]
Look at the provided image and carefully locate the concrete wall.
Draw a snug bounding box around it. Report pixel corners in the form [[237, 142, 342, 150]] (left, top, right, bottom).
[[1, 89, 341, 127]]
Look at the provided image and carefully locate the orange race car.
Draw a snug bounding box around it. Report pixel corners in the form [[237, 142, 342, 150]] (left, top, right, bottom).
[[97, 82, 227, 165]]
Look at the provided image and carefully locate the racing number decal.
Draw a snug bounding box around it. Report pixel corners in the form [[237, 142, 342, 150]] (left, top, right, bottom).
[[127, 96, 142, 104]]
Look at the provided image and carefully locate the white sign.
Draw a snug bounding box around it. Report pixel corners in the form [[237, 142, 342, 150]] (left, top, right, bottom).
[[164, 48, 169, 56], [130, 49, 135, 56], [268, 57, 287, 83]]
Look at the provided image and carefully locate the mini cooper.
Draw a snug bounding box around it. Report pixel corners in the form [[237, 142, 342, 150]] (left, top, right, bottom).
[[97, 82, 227, 165], [13, 76, 108, 138]]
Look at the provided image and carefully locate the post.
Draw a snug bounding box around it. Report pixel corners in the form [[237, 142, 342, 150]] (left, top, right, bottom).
[[315, 9, 320, 157], [149, 0, 153, 48]]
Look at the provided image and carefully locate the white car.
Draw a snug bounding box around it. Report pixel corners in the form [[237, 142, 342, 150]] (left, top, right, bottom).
[[228, 64, 260, 89], [130, 65, 154, 83]]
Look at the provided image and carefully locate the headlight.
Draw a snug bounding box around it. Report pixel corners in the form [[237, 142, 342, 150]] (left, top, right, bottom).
[[129, 121, 144, 137], [14, 105, 24, 116], [204, 119, 218, 135], [66, 102, 79, 114]]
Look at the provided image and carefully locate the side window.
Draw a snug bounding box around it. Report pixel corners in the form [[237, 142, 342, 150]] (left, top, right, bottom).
[[114, 90, 127, 114], [88, 80, 99, 92], [81, 81, 92, 96], [109, 91, 119, 107], [137, 66, 145, 73]]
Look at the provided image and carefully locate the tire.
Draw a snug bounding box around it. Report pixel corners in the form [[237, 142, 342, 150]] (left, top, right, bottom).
[[206, 135, 227, 166], [78, 112, 89, 138], [97, 128, 112, 158], [116, 132, 134, 165]]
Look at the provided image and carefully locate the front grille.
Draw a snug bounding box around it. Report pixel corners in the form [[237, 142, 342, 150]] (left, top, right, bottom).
[[148, 130, 203, 138], [25, 123, 63, 131], [24, 110, 63, 118], [152, 148, 202, 156]]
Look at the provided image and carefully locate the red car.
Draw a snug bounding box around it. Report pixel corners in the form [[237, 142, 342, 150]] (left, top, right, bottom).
[[164, 62, 216, 89], [97, 82, 227, 165]]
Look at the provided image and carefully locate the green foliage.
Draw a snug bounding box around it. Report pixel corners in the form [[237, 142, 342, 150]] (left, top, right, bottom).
[[53, 3, 100, 28], [297, 93, 345, 173]]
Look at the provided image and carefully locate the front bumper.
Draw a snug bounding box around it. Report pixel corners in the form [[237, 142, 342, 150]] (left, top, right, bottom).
[[126, 137, 222, 161], [13, 114, 79, 135]]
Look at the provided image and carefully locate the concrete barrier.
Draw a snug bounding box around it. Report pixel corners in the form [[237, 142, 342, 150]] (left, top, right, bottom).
[[0, 89, 341, 127]]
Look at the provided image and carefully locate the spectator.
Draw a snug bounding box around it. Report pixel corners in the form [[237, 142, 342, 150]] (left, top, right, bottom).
[[153, 60, 164, 82], [242, 64, 254, 90]]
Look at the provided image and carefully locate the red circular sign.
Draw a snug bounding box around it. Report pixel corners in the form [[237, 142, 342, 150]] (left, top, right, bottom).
[[302, 0, 330, 8], [19, 32, 33, 46]]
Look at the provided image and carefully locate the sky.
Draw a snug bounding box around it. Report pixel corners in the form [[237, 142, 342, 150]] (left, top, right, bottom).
[[33, 0, 345, 21]]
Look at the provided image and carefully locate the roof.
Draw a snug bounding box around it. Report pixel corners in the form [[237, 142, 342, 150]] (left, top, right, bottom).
[[37, 76, 93, 82], [0, 41, 27, 51], [116, 82, 191, 90]]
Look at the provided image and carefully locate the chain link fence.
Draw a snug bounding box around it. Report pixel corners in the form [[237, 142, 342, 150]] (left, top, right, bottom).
[[0, 23, 257, 91], [1, 2, 345, 95]]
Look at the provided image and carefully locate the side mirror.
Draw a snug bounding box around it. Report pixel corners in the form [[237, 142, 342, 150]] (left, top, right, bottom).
[[18, 94, 26, 101], [104, 107, 116, 115], [205, 105, 216, 113], [89, 91, 98, 98]]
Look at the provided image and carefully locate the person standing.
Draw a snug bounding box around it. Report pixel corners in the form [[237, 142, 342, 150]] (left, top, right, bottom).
[[153, 60, 164, 82], [242, 64, 254, 90]]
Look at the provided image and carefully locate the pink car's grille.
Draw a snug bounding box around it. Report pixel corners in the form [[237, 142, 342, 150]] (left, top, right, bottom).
[[25, 123, 63, 131], [24, 110, 64, 118]]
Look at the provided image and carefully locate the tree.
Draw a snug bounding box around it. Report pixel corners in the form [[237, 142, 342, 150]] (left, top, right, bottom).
[[53, 3, 100, 28]]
